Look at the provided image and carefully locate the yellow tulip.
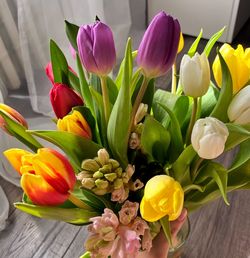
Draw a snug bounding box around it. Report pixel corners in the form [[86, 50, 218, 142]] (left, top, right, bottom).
[[140, 175, 184, 222], [212, 43, 250, 94], [178, 32, 184, 53], [57, 110, 92, 139]]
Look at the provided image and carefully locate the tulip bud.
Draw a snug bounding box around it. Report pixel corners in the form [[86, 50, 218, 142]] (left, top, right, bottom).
[[4, 148, 76, 206], [178, 32, 184, 53], [50, 83, 83, 118], [134, 103, 148, 126], [227, 85, 250, 124], [0, 103, 28, 133], [140, 175, 184, 222], [137, 11, 180, 78], [212, 44, 250, 94], [191, 117, 229, 159], [57, 110, 92, 139], [180, 52, 210, 97], [77, 21, 116, 76]]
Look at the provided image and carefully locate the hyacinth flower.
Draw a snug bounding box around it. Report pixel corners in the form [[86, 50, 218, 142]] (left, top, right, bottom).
[[57, 110, 92, 139], [129, 11, 181, 135], [77, 21, 116, 124], [50, 83, 83, 119], [4, 148, 88, 208], [0, 103, 28, 133], [213, 44, 250, 94]]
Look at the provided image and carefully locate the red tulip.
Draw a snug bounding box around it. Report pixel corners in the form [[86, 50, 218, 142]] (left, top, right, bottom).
[[49, 83, 83, 118]]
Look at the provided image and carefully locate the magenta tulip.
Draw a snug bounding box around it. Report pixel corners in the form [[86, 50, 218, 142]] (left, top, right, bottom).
[[137, 11, 181, 78], [49, 83, 83, 118], [77, 21, 116, 76]]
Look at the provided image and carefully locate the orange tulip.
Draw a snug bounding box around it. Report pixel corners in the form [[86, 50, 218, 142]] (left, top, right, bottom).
[[0, 103, 27, 132], [4, 148, 76, 206], [57, 110, 92, 139]]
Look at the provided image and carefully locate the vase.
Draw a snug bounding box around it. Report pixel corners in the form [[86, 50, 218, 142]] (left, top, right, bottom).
[[167, 217, 190, 258]]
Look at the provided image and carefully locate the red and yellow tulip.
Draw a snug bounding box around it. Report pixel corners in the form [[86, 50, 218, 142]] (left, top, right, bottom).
[[0, 103, 27, 132], [4, 148, 76, 206], [57, 110, 92, 139]]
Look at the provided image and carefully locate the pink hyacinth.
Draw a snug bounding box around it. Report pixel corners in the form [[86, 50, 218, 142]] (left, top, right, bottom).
[[142, 229, 153, 252], [119, 201, 139, 225], [130, 217, 149, 236], [111, 186, 129, 203]]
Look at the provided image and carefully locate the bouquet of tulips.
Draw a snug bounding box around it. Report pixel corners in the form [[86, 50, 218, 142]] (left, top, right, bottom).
[[1, 11, 250, 258]]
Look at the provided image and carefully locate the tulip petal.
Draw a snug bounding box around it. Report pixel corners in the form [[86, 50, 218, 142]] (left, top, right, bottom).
[[32, 148, 76, 192], [3, 149, 33, 175], [21, 173, 68, 206]]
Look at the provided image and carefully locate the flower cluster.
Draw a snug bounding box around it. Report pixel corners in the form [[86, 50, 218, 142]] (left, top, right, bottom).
[[1, 10, 250, 258]]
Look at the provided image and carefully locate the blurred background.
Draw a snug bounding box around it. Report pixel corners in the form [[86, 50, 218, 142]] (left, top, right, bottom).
[[0, 0, 250, 245]]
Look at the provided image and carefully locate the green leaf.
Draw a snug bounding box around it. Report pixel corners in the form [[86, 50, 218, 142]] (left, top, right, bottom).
[[141, 116, 170, 164], [157, 103, 184, 162], [107, 38, 133, 168], [183, 184, 205, 193], [225, 123, 250, 151], [187, 29, 203, 57], [106, 77, 118, 105], [204, 27, 225, 57], [0, 111, 42, 152], [195, 162, 229, 205], [68, 70, 81, 93], [79, 252, 91, 258], [130, 69, 142, 96], [160, 216, 172, 246], [14, 202, 99, 225], [50, 39, 69, 84], [76, 54, 94, 114], [210, 51, 233, 122], [65, 20, 79, 50], [30, 130, 101, 171]]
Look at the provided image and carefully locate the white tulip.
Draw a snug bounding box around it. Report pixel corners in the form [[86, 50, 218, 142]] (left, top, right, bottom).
[[180, 52, 210, 97], [191, 117, 229, 159], [228, 85, 250, 125]]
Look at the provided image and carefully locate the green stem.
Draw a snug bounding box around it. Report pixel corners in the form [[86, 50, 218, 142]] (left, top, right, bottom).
[[68, 192, 91, 209], [192, 157, 204, 181], [171, 63, 177, 94], [128, 76, 149, 135], [185, 97, 198, 146], [100, 76, 110, 125]]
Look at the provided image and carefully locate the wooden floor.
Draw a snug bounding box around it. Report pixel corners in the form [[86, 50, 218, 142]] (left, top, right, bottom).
[[1, 19, 250, 258]]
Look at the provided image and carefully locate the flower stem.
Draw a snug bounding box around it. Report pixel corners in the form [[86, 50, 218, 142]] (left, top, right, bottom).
[[100, 76, 110, 125], [185, 97, 198, 146], [192, 157, 204, 180], [68, 192, 91, 209], [128, 76, 149, 135], [171, 63, 177, 94]]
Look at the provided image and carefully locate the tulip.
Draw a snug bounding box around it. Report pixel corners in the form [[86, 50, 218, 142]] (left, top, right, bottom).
[[228, 85, 250, 124], [45, 62, 76, 84], [57, 110, 92, 139], [212, 44, 250, 94], [4, 148, 76, 206], [178, 32, 184, 53], [137, 11, 180, 78], [180, 52, 210, 97], [49, 83, 83, 118], [77, 21, 116, 76], [0, 103, 27, 132], [140, 175, 184, 222], [191, 117, 229, 159]]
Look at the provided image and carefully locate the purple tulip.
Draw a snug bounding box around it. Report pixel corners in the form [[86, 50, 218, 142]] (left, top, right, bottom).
[[77, 21, 116, 76], [137, 11, 181, 78]]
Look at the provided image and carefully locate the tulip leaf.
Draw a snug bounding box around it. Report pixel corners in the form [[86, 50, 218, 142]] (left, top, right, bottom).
[[157, 103, 183, 162], [115, 50, 137, 90], [76, 54, 94, 114], [29, 130, 101, 171], [187, 29, 203, 57], [160, 216, 172, 247], [50, 39, 69, 85], [183, 184, 205, 193], [65, 20, 79, 50], [130, 69, 142, 96], [106, 76, 118, 104], [210, 51, 233, 122], [107, 38, 132, 169], [225, 123, 250, 151], [68, 70, 81, 93], [195, 162, 229, 205], [14, 202, 99, 225], [0, 111, 42, 152], [171, 145, 196, 183], [141, 115, 170, 164], [204, 27, 225, 57], [79, 252, 91, 258]]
